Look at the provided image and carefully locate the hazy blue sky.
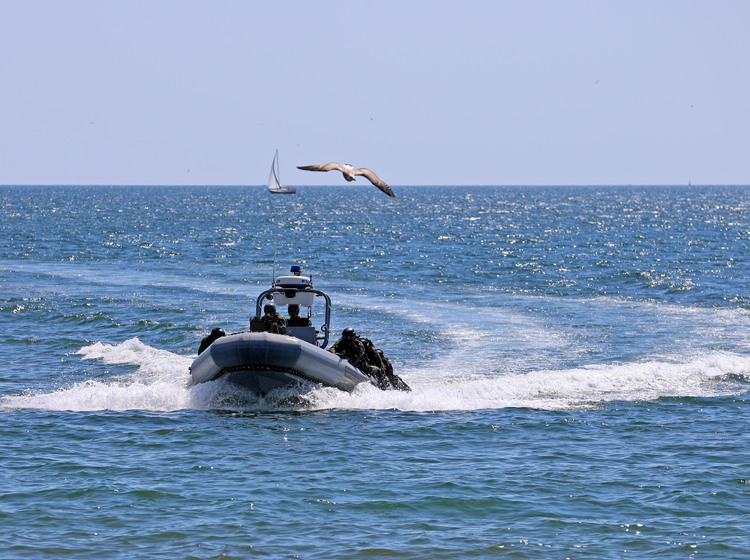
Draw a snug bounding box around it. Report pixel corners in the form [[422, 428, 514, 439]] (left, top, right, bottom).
[[2, 1, 748, 186]]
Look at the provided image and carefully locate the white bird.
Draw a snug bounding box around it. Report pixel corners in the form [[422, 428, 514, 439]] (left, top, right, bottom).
[[297, 162, 395, 197]]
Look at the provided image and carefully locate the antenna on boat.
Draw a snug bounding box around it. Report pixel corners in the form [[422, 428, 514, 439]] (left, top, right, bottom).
[[271, 217, 278, 287]]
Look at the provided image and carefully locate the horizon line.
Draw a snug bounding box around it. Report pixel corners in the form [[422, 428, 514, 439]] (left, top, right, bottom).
[[3, 183, 750, 188]]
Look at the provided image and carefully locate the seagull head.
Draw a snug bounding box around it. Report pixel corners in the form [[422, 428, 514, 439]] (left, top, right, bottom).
[[341, 163, 356, 181]]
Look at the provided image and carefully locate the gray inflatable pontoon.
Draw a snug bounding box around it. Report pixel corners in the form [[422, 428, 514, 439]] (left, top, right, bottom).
[[189, 331, 375, 393], [189, 268, 378, 394]]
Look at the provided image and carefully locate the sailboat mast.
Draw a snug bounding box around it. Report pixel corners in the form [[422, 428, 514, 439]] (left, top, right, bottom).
[[276, 149, 280, 183]]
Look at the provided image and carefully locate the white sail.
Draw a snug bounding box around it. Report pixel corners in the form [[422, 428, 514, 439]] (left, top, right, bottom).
[[268, 150, 282, 191], [268, 150, 295, 194]]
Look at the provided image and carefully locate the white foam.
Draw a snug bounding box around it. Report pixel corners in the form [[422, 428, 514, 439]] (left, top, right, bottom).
[[2, 338, 194, 412], [2, 338, 747, 413], [293, 351, 750, 412], [76, 337, 189, 380]]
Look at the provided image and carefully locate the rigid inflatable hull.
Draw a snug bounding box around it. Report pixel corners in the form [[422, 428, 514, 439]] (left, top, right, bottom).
[[189, 332, 375, 394]]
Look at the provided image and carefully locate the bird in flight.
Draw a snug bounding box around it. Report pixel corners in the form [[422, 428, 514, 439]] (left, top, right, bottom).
[[297, 162, 395, 197]]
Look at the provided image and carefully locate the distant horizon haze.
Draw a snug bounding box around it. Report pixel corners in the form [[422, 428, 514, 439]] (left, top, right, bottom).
[[1, 1, 748, 187]]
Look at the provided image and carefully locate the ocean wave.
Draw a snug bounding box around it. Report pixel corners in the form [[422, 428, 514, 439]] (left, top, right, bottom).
[[2, 338, 747, 413]]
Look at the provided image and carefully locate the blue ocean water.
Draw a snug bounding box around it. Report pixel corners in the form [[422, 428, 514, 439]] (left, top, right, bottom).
[[1, 185, 749, 559]]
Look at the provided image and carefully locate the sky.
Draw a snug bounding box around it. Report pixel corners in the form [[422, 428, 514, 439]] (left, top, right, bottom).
[[1, 0, 749, 186]]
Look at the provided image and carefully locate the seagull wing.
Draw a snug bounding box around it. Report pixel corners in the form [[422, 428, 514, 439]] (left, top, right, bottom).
[[297, 162, 344, 173], [354, 168, 396, 198]]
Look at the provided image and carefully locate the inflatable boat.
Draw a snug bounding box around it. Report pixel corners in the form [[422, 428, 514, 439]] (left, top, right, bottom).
[[189, 268, 379, 394]]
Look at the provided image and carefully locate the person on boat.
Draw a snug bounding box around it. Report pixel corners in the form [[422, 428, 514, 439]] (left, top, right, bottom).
[[286, 304, 312, 327], [329, 328, 410, 391], [329, 328, 368, 369], [198, 327, 225, 355], [291, 265, 302, 276], [360, 336, 411, 392], [260, 303, 287, 334]]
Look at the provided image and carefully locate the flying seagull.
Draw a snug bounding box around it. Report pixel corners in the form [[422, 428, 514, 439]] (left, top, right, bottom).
[[297, 162, 395, 197]]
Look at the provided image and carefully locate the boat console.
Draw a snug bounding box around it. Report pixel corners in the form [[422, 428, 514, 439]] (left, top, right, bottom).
[[254, 268, 333, 348]]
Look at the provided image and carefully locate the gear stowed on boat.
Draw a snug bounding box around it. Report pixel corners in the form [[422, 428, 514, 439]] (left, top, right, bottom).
[[189, 265, 410, 395]]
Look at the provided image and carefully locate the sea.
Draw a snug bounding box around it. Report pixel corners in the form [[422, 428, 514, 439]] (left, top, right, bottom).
[[1, 184, 749, 559]]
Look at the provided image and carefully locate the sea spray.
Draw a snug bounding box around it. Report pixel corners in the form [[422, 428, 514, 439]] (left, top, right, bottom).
[[4, 338, 746, 413]]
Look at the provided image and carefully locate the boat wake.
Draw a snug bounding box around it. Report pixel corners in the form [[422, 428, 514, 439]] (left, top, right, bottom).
[[1, 337, 748, 413]]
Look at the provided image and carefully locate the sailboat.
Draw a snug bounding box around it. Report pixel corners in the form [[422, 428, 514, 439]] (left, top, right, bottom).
[[268, 150, 296, 194]]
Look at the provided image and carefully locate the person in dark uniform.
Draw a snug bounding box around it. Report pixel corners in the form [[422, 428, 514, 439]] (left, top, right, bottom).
[[198, 327, 225, 355], [260, 303, 287, 334], [329, 328, 410, 391], [286, 304, 312, 327], [329, 328, 369, 370]]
